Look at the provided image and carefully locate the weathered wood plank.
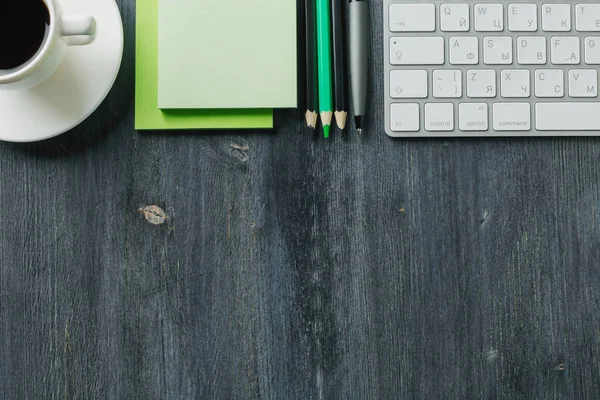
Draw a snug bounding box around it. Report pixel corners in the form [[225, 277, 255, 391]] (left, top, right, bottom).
[[1, 1, 600, 399]]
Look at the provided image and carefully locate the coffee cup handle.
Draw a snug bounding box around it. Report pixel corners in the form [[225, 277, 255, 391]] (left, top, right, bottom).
[[61, 15, 97, 46]]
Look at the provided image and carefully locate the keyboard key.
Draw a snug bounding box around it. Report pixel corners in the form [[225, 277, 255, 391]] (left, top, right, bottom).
[[508, 4, 538, 31], [576, 5, 600, 32], [474, 3, 504, 31], [390, 37, 445, 65], [390, 103, 420, 132], [585, 37, 600, 64], [449, 37, 479, 64], [440, 4, 470, 32], [517, 36, 547, 64], [484, 36, 513, 64], [493, 103, 531, 131], [425, 103, 454, 131], [535, 69, 564, 97], [501, 69, 530, 97], [542, 4, 571, 32], [551, 37, 580, 64], [389, 70, 428, 98], [459, 103, 488, 131], [467, 69, 496, 97], [536, 103, 600, 130], [389, 4, 435, 32], [568, 69, 598, 97], [433, 70, 462, 98]]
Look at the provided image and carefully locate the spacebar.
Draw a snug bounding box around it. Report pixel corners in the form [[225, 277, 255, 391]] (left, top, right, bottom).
[[536, 103, 600, 131]]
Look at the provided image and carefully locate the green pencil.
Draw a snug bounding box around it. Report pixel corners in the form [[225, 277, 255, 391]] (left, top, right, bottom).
[[316, 0, 333, 138]]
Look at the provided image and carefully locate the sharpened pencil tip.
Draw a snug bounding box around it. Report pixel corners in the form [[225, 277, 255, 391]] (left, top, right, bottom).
[[320, 112, 333, 138], [334, 111, 348, 130], [305, 111, 318, 129]]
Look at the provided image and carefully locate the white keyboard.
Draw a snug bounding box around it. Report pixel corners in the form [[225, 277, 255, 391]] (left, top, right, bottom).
[[384, 1, 600, 137]]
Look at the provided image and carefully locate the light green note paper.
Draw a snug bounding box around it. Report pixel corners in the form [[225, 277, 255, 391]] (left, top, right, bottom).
[[135, 0, 273, 130], [158, 0, 298, 110]]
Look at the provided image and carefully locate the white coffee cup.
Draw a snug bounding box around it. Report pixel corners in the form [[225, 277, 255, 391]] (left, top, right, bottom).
[[0, 0, 96, 91]]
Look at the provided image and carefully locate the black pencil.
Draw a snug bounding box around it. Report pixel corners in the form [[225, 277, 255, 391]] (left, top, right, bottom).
[[297, 0, 307, 113], [305, 0, 318, 129], [331, 0, 348, 130]]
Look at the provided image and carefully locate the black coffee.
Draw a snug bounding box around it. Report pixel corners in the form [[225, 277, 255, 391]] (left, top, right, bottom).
[[0, 1, 50, 70]]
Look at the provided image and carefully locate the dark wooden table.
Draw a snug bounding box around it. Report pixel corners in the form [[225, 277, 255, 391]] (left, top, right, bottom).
[[2, 1, 600, 399]]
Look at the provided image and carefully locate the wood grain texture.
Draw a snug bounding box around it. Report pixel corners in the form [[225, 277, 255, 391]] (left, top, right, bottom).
[[1, 0, 600, 399]]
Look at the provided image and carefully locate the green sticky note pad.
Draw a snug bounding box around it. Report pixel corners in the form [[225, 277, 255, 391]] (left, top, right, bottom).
[[135, 0, 273, 130], [158, 0, 297, 110]]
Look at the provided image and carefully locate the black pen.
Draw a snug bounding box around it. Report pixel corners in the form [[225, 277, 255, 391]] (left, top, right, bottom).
[[349, 0, 369, 134]]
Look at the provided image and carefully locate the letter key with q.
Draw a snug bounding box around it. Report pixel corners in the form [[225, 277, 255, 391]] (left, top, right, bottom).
[[384, 1, 600, 137]]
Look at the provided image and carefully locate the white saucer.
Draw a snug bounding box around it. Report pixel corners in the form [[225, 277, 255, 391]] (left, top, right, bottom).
[[0, 0, 124, 143]]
